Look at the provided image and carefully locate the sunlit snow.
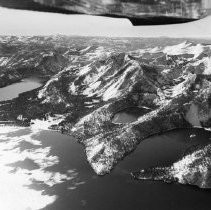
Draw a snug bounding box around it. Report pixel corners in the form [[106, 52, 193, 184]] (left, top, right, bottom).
[[0, 116, 83, 210]]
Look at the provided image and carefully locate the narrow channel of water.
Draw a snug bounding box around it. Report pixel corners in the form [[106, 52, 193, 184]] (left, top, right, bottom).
[[117, 128, 211, 170], [0, 77, 43, 101]]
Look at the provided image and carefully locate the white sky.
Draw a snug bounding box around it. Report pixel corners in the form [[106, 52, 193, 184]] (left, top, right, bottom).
[[0, 7, 211, 38]]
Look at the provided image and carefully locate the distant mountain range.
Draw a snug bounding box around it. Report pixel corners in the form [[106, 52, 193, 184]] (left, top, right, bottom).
[[1, 36, 211, 188]]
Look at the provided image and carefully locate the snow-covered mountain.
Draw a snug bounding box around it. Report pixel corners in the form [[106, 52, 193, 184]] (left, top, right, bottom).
[[1, 36, 211, 188]]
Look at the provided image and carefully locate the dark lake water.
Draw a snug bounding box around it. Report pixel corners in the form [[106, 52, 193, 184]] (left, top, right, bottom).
[[0, 77, 43, 101], [0, 126, 211, 210], [112, 107, 150, 124]]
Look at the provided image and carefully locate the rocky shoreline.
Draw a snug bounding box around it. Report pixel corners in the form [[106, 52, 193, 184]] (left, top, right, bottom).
[[132, 143, 211, 189]]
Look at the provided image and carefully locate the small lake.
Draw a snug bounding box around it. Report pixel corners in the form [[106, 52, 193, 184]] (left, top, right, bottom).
[[112, 107, 151, 124], [0, 126, 211, 210], [0, 77, 43, 101]]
